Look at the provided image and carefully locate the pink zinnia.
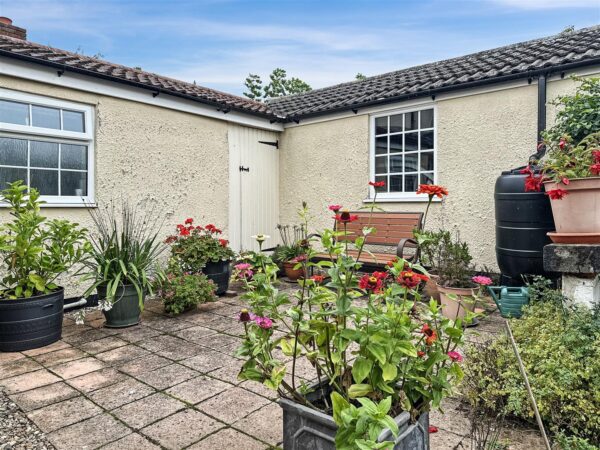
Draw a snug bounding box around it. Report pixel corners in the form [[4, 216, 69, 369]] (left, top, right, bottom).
[[472, 275, 492, 286], [254, 316, 273, 329], [328, 204, 342, 212], [234, 263, 252, 270], [447, 351, 463, 363]]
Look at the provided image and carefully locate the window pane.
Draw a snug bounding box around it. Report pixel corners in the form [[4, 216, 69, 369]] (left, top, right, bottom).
[[389, 134, 402, 153], [30, 169, 58, 195], [375, 136, 387, 155], [61, 144, 87, 170], [61, 171, 87, 196], [31, 105, 60, 129], [405, 174, 418, 192], [390, 155, 403, 173], [405, 132, 418, 151], [421, 131, 434, 150], [0, 137, 27, 166], [375, 117, 387, 135], [62, 110, 85, 132], [390, 114, 402, 133], [374, 175, 387, 192], [0, 100, 29, 125], [420, 172, 434, 185], [420, 152, 434, 171], [30, 141, 59, 168], [421, 109, 434, 128], [375, 156, 388, 174], [404, 153, 418, 173], [0, 167, 27, 188], [405, 112, 418, 131], [390, 175, 402, 192]]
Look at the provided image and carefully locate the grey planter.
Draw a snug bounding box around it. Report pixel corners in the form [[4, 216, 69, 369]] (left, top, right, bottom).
[[279, 396, 429, 450], [97, 283, 143, 328]]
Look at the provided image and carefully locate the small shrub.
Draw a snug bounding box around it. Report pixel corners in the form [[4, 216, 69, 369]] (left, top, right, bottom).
[[463, 301, 600, 445], [158, 271, 216, 315]]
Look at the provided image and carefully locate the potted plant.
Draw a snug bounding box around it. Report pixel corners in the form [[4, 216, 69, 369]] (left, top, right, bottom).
[[521, 77, 600, 243], [155, 266, 217, 315], [234, 185, 466, 449], [272, 224, 308, 281], [0, 181, 90, 351], [165, 219, 235, 295], [84, 203, 165, 328]]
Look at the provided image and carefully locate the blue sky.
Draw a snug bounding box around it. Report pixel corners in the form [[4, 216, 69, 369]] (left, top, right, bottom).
[[1, 0, 599, 95]]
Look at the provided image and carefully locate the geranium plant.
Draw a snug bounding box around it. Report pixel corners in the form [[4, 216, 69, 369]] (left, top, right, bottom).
[[235, 185, 466, 448], [156, 267, 217, 315], [0, 181, 90, 299], [166, 219, 235, 272]]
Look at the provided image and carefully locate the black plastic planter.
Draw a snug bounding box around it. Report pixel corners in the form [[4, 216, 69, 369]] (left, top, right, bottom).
[[0, 288, 64, 352], [280, 395, 429, 450], [97, 284, 142, 328], [203, 260, 231, 295]]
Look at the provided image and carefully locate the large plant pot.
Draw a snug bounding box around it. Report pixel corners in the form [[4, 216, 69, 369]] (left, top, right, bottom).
[[280, 391, 429, 450], [544, 178, 600, 241], [422, 274, 440, 303], [97, 284, 142, 328], [283, 261, 305, 281], [437, 284, 475, 320], [203, 260, 231, 295], [0, 288, 64, 352]]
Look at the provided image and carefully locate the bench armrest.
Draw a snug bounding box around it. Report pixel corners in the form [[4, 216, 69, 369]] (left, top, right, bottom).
[[397, 238, 419, 262]]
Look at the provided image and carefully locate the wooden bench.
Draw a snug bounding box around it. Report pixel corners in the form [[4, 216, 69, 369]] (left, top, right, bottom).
[[311, 211, 423, 270]]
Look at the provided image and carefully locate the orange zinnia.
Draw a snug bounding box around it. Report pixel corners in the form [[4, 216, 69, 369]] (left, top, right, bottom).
[[416, 184, 448, 198]]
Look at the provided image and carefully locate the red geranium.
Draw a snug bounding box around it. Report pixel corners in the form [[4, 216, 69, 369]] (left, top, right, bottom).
[[593, 150, 600, 163], [219, 239, 229, 247], [591, 163, 600, 175], [397, 270, 429, 289], [546, 188, 569, 200], [416, 184, 448, 198], [185, 218, 193, 225]]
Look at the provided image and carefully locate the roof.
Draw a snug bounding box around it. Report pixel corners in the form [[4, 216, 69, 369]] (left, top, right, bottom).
[[0, 26, 599, 122], [0, 35, 275, 118], [267, 25, 600, 119]]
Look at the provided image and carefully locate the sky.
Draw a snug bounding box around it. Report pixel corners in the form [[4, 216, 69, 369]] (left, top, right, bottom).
[[1, 0, 599, 96]]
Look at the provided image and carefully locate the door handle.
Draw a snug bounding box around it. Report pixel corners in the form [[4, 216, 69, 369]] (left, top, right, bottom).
[[239, 166, 250, 172]]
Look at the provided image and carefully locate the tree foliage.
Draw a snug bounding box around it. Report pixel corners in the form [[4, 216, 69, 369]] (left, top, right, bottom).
[[243, 68, 311, 101]]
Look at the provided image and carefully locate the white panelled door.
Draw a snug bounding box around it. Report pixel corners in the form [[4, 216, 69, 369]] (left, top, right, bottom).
[[228, 124, 280, 252]]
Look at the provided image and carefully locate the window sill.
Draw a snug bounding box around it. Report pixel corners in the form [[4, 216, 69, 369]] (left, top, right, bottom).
[[363, 196, 442, 203], [0, 202, 96, 208]]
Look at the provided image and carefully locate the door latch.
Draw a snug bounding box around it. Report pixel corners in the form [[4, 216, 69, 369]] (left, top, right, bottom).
[[239, 166, 250, 172]]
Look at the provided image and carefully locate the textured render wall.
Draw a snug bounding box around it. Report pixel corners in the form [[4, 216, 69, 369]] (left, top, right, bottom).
[[0, 75, 230, 297], [280, 84, 540, 269]]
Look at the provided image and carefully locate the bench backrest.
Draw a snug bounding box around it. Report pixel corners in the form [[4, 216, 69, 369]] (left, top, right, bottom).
[[335, 211, 423, 246]]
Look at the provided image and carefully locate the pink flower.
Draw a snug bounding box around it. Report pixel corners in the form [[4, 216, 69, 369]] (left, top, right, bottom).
[[238, 309, 256, 323], [254, 316, 273, 329], [328, 204, 342, 212], [428, 425, 439, 433], [234, 263, 252, 270], [472, 275, 492, 286], [447, 351, 463, 363]]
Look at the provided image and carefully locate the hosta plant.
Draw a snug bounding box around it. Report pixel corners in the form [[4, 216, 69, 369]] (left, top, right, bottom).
[[235, 186, 468, 448], [0, 181, 90, 299]]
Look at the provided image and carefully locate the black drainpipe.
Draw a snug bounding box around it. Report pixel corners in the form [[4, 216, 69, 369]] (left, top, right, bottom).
[[531, 73, 548, 163]]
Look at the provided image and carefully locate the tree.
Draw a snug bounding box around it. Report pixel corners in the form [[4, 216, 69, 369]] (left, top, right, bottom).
[[243, 68, 311, 101], [355, 73, 367, 81]]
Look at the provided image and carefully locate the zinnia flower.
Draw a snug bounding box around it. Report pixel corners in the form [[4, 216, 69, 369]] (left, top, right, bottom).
[[311, 275, 324, 284], [334, 211, 359, 223], [235, 263, 252, 270], [238, 309, 255, 323], [254, 316, 273, 329], [546, 188, 569, 200], [328, 204, 342, 212], [472, 275, 492, 286], [359, 273, 384, 293], [185, 218, 193, 224], [416, 184, 449, 198], [447, 351, 463, 363], [417, 351, 426, 358], [559, 138, 567, 149], [397, 270, 428, 289], [421, 324, 438, 346], [369, 180, 386, 188]]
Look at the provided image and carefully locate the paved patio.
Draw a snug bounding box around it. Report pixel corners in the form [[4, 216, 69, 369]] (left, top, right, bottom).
[[0, 288, 545, 450]]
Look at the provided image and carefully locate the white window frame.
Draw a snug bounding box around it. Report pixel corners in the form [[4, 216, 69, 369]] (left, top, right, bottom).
[[0, 88, 95, 207], [368, 103, 437, 202]]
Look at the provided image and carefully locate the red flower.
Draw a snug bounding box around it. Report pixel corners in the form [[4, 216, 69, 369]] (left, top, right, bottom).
[[447, 351, 463, 363], [591, 163, 600, 176], [179, 227, 190, 237], [164, 235, 177, 244], [328, 204, 342, 212], [359, 274, 384, 294], [417, 351, 426, 358], [386, 257, 399, 268], [311, 275, 324, 284], [397, 270, 428, 289], [219, 239, 229, 247], [416, 184, 448, 198], [559, 138, 567, 150], [369, 180, 386, 188], [421, 324, 438, 346], [593, 150, 600, 163], [524, 174, 544, 192], [519, 165, 533, 175], [425, 331, 438, 346], [428, 425, 439, 434], [185, 218, 193, 225], [334, 211, 359, 223], [546, 188, 569, 200], [562, 177, 570, 185]]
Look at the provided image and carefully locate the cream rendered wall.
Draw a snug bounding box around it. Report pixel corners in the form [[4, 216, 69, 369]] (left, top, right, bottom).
[[0, 75, 231, 297], [279, 74, 598, 269]]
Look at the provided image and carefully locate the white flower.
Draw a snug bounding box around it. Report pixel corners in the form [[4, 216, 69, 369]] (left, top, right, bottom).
[[74, 311, 85, 325], [251, 234, 270, 243], [99, 298, 113, 312]]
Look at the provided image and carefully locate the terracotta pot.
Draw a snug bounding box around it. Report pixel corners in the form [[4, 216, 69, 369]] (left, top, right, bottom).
[[544, 178, 600, 237], [283, 261, 305, 281], [436, 283, 475, 320], [423, 274, 440, 303]]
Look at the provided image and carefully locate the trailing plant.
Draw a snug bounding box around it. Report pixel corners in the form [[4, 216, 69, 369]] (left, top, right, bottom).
[[83, 202, 165, 309], [166, 219, 235, 272], [463, 301, 600, 446], [235, 184, 467, 448], [0, 181, 90, 299], [156, 267, 216, 315]]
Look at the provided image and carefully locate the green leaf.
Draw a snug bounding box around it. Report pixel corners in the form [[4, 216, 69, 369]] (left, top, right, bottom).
[[331, 391, 350, 426], [352, 357, 373, 384], [367, 343, 387, 365], [348, 383, 373, 398], [381, 363, 397, 381]]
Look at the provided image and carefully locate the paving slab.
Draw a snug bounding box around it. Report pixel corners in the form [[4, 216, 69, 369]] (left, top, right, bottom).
[[95, 344, 151, 365], [233, 402, 283, 446], [27, 396, 101, 433], [197, 386, 271, 423], [137, 335, 206, 360], [136, 363, 199, 390], [47, 413, 130, 449], [0, 357, 43, 378], [179, 349, 239, 373], [50, 357, 106, 379], [33, 347, 87, 367], [66, 367, 128, 393], [100, 432, 161, 449], [22, 340, 71, 357], [0, 352, 26, 364], [117, 354, 172, 376], [172, 325, 218, 343], [1, 369, 61, 394], [87, 377, 155, 410], [111, 325, 162, 343], [112, 392, 186, 429], [78, 335, 128, 355], [188, 427, 266, 450], [166, 375, 231, 405], [9, 381, 78, 412]]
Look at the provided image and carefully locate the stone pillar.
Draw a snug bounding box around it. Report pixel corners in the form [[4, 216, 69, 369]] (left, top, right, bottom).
[[544, 244, 600, 307]]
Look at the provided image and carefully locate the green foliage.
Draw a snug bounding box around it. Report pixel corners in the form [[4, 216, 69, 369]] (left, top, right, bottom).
[[541, 132, 600, 183], [463, 301, 600, 445], [355, 73, 368, 81], [0, 181, 90, 298], [413, 229, 450, 269], [243, 68, 311, 101], [83, 202, 165, 309], [431, 231, 474, 288], [544, 77, 600, 145], [272, 223, 307, 264], [157, 269, 216, 315], [556, 434, 599, 450]]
